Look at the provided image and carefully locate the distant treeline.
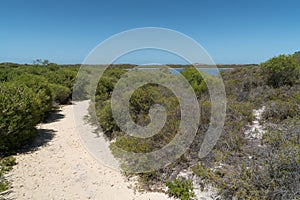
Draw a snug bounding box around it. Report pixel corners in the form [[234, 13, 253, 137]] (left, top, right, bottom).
[[0, 62, 258, 69]]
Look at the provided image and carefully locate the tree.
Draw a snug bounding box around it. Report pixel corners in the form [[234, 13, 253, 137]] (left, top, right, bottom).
[[42, 59, 49, 65], [33, 59, 49, 66]]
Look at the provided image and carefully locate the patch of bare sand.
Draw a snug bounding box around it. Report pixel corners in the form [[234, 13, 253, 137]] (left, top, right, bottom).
[[4, 101, 173, 200]]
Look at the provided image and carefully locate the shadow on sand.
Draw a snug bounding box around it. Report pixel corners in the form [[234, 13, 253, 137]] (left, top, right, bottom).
[[2, 129, 57, 200], [19, 108, 66, 153], [18, 129, 56, 154], [43, 109, 65, 124], [1, 110, 67, 200]]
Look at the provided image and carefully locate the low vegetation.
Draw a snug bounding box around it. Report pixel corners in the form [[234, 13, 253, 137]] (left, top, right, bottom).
[[0, 62, 138, 192], [0, 157, 16, 192], [0, 52, 299, 199], [166, 179, 195, 200], [91, 52, 300, 199]]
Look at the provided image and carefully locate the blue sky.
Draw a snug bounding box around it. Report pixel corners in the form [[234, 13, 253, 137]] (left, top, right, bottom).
[[1, 0, 300, 64]]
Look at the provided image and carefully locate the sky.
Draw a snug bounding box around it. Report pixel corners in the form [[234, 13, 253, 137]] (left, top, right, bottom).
[[1, 0, 300, 64]]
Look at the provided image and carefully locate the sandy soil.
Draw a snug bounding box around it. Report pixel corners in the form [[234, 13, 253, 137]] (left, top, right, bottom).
[[245, 106, 266, 139], [4, 101, 173, 200]]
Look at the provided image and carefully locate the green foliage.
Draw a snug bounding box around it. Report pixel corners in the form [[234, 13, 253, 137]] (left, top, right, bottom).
[[181, 67, 207, 96], [192, 164, 211, 179], [0, 156, 16, 192], [92, 68, 127, 135], [166, 179, 195, 200], [46, 67, 78, 90], [0, 83, 39, 154], [207, 117, 300, 200], [209, 98, 254, 155], [221, 66, 264, 102], [261, 54, 300, 87], [0, 156, 16, 171], [33, 58, 49, 66], [190, 63, 300, 199], [92, 68, 183, 173], [88, 55, 300, 199], [0, 63, 84, 193], [0, 178, 9, 192], [13, 74, 53, 120], [49, 83, 71, 104], [96, 101, 117, 136], [72, 71, 90, 100], [0, 63, 83, 156], [263, 99, 300, 122]]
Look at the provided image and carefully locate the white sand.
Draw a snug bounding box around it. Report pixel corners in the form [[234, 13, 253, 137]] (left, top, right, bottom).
[[177, 169, 216, 200], [4, 101, 173, 200], [245, 106, 266, 140]]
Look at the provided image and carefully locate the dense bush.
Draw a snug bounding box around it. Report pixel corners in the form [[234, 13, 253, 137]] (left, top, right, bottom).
[[72, 70, 90, 100], [91, 68, 183, 173], [49, 83, 71, 104], [0, 64, 84, 156], [113, 83, 180, 153], [46, 67, 78, 90], [0, 63, 86, 193], [0, 83, 39, 155], [181, 67, 207, 96], [92, 68, 126, 135], [13, 74, 53, 119], [261, 54, 300, 87]]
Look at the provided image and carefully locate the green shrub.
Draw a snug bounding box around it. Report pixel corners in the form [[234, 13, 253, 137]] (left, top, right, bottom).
[[261, 54, 300, 87], [192, 164, 211, 179], [0, 83, 39, 154], [221, 66, 264, 102], [0, 156, 16, 171], [46, 67, 78, 90], [13, 74, 53, 121], [196, 117, 300, 200], [49, 83, 71, 104], [71, 70, 90, 100], [90, 61, 300, 199], [96, 101, 117, 136], [181, 67, 207, 96], [166, 179, 195, 200], [263, 99, 300, 122], [0, 156, 16, 192]]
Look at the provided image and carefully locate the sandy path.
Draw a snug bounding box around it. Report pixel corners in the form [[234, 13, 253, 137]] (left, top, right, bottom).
[[4, 101, 172, 200]]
